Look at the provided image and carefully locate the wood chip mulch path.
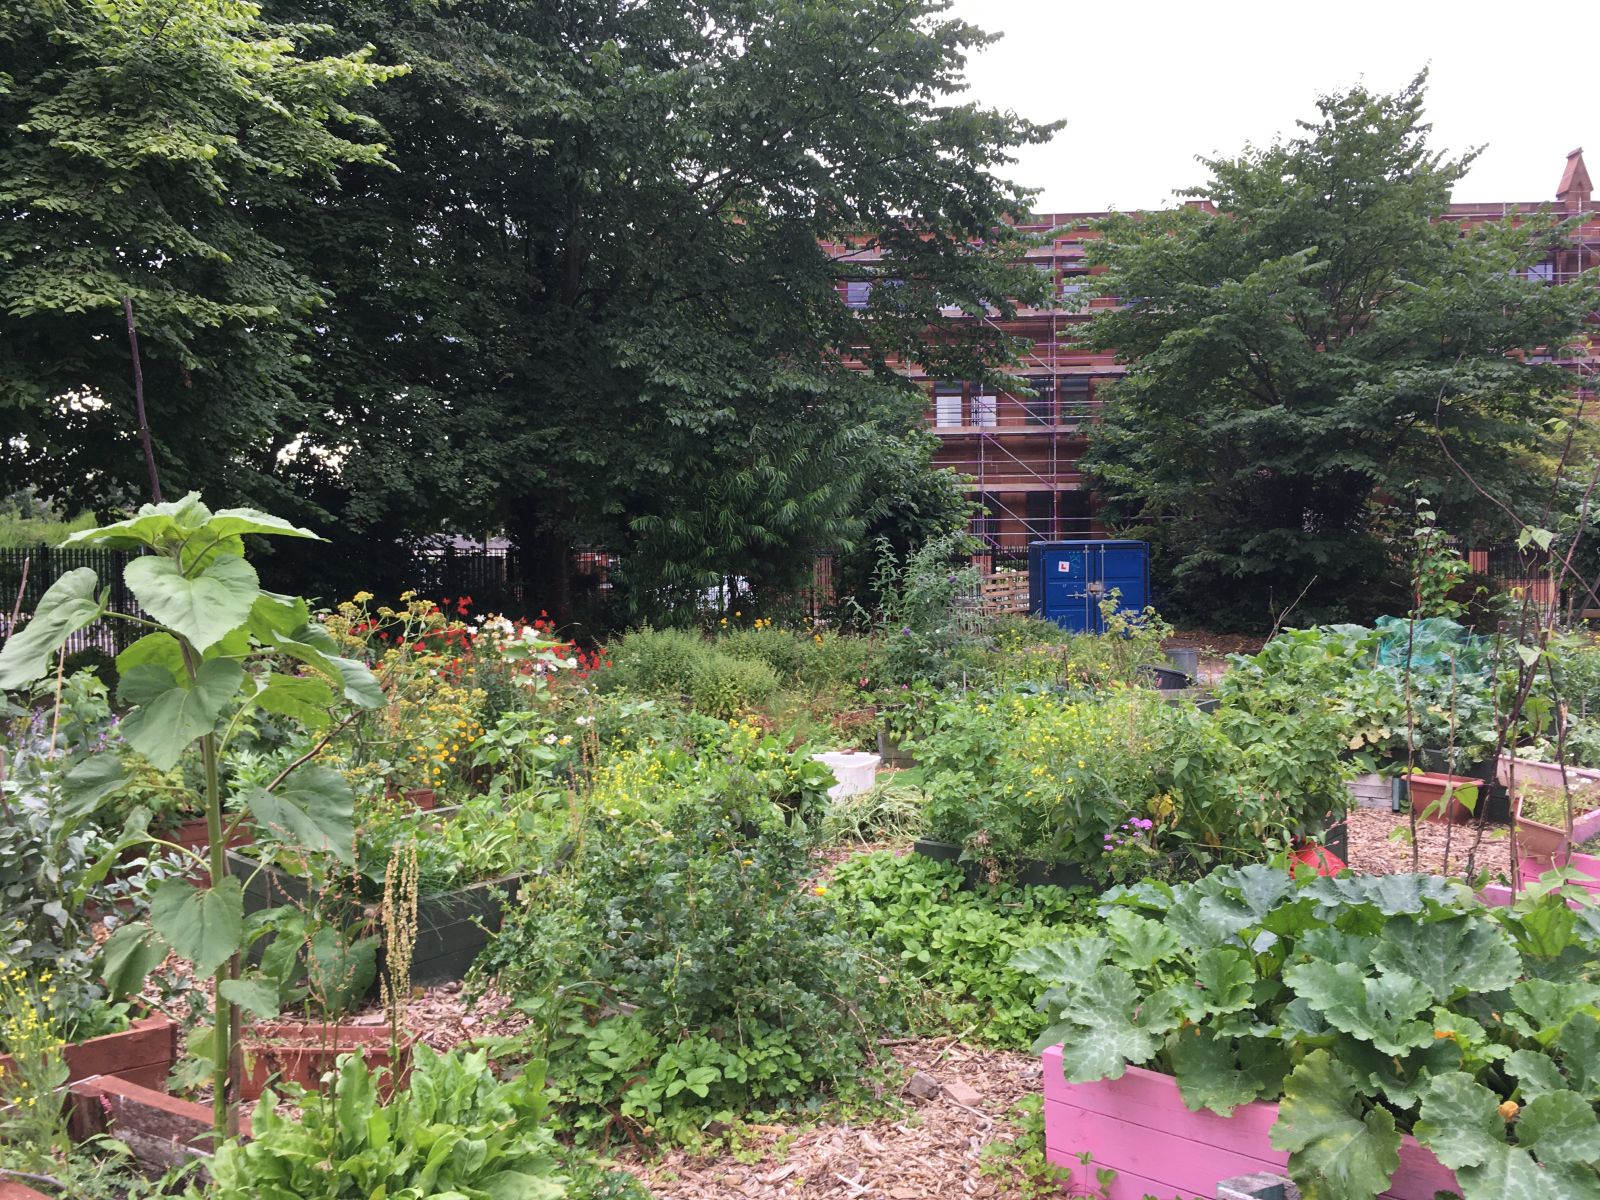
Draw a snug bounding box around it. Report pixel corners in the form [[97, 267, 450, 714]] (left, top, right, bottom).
[[618, 1039, 1040, 1200], [1345, 808, 1511, 882]]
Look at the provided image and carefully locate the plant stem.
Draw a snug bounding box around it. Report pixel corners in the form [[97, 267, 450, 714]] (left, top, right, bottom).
[[201, 727, 235, 1136]]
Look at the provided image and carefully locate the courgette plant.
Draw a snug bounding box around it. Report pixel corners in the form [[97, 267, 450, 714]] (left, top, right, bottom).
[[0, 495, 381, 1136], [1018, 865, 1600, 1200]]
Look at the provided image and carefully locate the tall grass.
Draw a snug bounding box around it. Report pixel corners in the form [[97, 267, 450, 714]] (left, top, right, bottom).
[[0, 511, 97, 548]]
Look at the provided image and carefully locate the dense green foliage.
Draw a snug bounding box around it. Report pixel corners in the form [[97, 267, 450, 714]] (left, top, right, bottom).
[[487, 803, 890, 1144], [829, 851, 1089, 1047], [209, 1046, 647, 1200], [0, 0, 399, 514], [1021, 867, 1600, 1200], [1081, 74, 1594, 628], [234, 0, 1055, 612], [907, 683, 1346, 879]]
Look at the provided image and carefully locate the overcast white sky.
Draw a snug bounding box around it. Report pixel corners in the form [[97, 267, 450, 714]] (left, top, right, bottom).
[[946, 0, 1591, 213]]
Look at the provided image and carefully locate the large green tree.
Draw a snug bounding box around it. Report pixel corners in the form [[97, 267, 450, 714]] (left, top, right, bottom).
[[261, 0, 1056, 619], [1081, 74, 1592, 628], [0, 0, 399, 513]]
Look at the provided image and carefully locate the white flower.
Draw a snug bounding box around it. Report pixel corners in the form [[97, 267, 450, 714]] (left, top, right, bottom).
[[542, 733, 557, 745], [564, 657, 577, 669], [576, 716, 593, 727]]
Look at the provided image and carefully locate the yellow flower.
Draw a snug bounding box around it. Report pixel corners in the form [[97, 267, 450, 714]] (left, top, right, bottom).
[[812, 885, 827, 896], [352, 590, 374, 603]]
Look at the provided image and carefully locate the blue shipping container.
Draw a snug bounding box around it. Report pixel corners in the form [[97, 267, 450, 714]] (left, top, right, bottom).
[[1027, 539, 1150, 633]]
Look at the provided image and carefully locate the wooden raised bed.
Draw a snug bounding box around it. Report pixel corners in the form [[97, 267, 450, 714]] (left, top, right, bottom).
[[1042, 1049, 1457, 1200], [0, 1013, 177, 1092], [68, 1074, 249, 1169], [240, 1021, 415, 1101], [227, 850, 523, 986]]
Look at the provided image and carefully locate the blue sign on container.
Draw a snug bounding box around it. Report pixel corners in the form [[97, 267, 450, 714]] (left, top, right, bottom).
[[1027, 539, 1150, 633]]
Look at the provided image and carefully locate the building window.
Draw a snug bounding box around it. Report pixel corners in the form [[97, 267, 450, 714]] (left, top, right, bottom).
[[1059, 377, 1092, 425], [844, 281, 872, 309], [933, 381, 963, 427], [1525, 261, 1555, 284], [972, 493, 1001, 543], [1059, 266, 1089, 299], [972, 390, 997, 428], [1059, 490, 1092, 534], [1022, 377, 1055, 425], [1025, 491, 1053, 540]]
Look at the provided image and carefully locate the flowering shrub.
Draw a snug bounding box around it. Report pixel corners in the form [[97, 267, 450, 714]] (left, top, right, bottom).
[[912, 686, 1334, 880]]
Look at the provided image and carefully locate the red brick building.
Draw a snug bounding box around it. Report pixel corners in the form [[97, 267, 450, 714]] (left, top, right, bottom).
[[844, 150, 1600, 562]]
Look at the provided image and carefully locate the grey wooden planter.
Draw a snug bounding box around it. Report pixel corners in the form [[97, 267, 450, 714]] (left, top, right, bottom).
[[912, 837, 1093, 890], [227, 850, 522, 986]]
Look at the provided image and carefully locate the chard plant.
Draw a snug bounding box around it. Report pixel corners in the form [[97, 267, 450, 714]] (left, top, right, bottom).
[[0, 495, 381, 1136], [1018, 865, 1600, 1200]]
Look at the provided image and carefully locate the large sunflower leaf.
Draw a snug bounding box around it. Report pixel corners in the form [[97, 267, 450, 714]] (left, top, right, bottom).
[[1270, 1049, 1400, 1200], [117, 659, 245, 770], [125, 554, 260, 652], [242, 766, 354, 864], [149, 876, 245, 977], [1283, 959, 1435, 1055], [266, 629, 384, 709], [1370, 915, 1522, 1001], [253, 673, 335, 729], [0, 568, 105, 689]]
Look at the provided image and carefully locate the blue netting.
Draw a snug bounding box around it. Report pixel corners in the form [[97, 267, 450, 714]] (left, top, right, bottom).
[[1372, 615, 1492, 676]]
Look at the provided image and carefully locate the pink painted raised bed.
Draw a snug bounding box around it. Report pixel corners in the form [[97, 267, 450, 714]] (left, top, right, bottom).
[[1042, 1050, 1457, 1200]]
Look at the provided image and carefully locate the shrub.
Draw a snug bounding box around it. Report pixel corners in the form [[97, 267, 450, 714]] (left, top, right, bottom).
[[484, 802, 888, 1144], [600, 628, 778, 718], [910, 685, 1342, 880], [601, 627, 711, 698], [688, 652, 778, 719]]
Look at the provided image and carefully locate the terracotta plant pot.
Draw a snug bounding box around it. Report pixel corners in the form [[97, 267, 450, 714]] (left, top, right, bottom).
[[1407, 772, 1483, 825], [402, 787, 437, 811], [239, 1021, 416, 1101], [0, 1013, 178, 1092], [1514, 795, 1571, 861]]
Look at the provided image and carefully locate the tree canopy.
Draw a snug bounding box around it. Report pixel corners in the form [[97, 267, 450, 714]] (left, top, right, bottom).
[[1080, 74, 1593, 628], [0, 0, 400, 514], [257, 0, 1058, 616]]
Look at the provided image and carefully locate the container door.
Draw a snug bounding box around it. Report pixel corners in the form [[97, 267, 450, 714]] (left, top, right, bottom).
[[1042, 547, 1092, 632], [1099, 543, 1148, 617]]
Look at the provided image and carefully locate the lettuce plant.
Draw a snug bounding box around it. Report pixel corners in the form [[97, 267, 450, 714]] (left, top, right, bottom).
[[1018, 866, 1600, 1200]]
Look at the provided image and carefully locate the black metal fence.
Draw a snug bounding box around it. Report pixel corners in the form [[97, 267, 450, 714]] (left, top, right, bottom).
[[0, 546, 144, 658]]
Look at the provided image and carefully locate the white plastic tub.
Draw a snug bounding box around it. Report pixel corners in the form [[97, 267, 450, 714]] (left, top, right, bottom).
[[812, 751, 881, 800]]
